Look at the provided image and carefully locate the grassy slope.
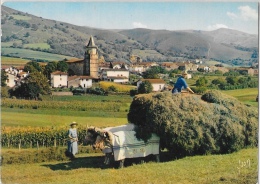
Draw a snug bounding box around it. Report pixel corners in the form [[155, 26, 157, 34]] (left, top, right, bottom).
[[1, 47, 76, 61], [1, 148, 257, 184]]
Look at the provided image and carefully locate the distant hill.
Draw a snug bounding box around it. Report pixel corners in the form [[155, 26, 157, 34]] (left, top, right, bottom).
[[1, 5, 258, 66]]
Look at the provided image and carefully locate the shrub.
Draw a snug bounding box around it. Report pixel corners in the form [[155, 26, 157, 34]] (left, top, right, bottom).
[[127, 90, 258, 157]]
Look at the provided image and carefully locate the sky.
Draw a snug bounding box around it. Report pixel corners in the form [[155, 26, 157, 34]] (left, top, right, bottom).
[[2, 1, 259, 34]]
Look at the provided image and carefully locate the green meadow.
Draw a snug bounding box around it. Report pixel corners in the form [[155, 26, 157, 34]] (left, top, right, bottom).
[[1, 148, 257, 184], [2, 47, 76, 61]]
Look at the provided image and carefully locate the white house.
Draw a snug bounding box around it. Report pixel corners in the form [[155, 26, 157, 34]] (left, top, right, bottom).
[[6, 73, 17, 87], [51, 71, 68, 88], [68, 76, 93, 88], [101, 69, 129, 83], [137, 79, 166, 92]]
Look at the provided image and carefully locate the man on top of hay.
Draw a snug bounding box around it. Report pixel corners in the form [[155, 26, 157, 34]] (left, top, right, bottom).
[[172, 70, 194, 94]]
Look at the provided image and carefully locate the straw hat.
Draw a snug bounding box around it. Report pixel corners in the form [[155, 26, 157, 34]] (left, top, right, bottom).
[[70, 121, 78, 126]]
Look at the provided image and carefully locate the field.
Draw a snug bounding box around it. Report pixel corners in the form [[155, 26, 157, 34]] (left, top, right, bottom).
[[1, 56, 31, 66], [1, 89, 258, 184], [1, 148, 257, 184], [1, 47, 76, 61], [24, 43, 51, 49]]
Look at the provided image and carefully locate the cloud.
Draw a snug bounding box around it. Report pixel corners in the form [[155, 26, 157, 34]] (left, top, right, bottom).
[[132, 22, 148, 28], [238, 5, 258, 21], [227, 5, 258, 21], [227, 12, 238, 20], [207, 24, 229, 31]]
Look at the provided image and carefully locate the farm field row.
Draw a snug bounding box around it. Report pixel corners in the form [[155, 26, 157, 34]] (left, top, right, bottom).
[[1, 148, 257, 184]]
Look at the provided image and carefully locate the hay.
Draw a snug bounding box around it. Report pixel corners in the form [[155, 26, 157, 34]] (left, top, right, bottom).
[[127, 90, 258, 157]]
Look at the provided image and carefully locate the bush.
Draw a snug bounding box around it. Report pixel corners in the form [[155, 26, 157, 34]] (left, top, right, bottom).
[[127, 90, 258, 157]]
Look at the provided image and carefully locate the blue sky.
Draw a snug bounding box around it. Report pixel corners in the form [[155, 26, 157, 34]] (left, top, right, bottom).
[[3, 1, 258, 34]]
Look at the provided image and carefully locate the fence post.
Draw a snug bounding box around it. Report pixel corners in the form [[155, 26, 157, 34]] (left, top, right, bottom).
[[54, 138, 56, 147], [37, 141, 39, 150], [18, 139, 21, 151]]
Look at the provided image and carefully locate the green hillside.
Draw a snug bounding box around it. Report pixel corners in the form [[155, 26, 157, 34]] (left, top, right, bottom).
[[1, 5, 258, 65]]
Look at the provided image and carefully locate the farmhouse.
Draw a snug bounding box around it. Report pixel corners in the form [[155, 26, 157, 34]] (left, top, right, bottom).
[[50, 71, 68, 88], [100, 69, 129, 83], [68, 75, 93, 88], [137, 79, 166, 92]]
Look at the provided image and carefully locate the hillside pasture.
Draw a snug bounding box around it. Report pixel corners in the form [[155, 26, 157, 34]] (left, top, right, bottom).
[[2, 47, 76, 61], [24, 42, 51, 49], [132, 49, 164, 58], [12, 14, 32, 20]]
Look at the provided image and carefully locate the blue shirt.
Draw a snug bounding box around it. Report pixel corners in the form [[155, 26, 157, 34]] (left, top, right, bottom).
[[172, 76, 188, 93]]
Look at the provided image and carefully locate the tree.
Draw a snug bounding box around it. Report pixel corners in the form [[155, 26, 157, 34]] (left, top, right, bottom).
[[196, 77, 208, 87], [143, 66, 167, 79], [24, 61, 42, 73], [24, 32, 30, 37], [57, 60, 68, 72], [43, 62, 57, 79], [11, 72, 50, 99], [226, 76, 238, 85], [1, 70, 8, 87], [138, 81, 153, 94]]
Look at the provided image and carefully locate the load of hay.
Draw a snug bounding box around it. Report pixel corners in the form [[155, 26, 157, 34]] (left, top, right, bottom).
[[127, 90, 258, 157]]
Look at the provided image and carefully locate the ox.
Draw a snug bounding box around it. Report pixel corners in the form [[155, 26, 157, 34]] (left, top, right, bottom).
[[85, 124, 160, 168]]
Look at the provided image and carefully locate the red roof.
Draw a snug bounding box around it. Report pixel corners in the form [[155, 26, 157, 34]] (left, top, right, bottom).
[[51, 71, 67, 75], [66, 58, 84, 63], [140, 79, 165, 84]]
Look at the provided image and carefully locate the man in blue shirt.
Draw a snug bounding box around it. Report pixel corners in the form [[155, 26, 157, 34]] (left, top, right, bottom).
[[172, 71, 194, 94]]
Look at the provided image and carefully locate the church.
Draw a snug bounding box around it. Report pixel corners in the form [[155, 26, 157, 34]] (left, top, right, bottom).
[[66, 36, 99, 80]]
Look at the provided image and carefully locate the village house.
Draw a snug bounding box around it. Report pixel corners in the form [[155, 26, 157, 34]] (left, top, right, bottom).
[[68, 75, 93, 88], [247, 68, 258, 76], [50, 71, 68, 88], [137, 79, 166, 92], [129, 62, 158, 73], [100, 69, 129, 83], [210, 66, 229, 73], [2, 66, 29, 87], [160, 62, 179, 71]]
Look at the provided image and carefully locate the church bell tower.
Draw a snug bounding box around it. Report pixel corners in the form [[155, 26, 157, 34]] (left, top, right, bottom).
[[84, 36, 99, 78]]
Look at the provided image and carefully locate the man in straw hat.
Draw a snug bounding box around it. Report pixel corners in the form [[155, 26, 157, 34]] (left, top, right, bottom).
[[67, 121, 78, 159], [172, 70, 194, 94]]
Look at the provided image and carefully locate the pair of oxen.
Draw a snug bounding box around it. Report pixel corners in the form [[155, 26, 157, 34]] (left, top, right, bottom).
[[84, 124, 160, 168]]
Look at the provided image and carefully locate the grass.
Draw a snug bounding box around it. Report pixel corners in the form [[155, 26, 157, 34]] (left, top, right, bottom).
[[24, 43, 51, 49], [1, 47, 76, 61], [12, 14, 32, 21], [1, 107, 128, 127], [1, 148, 257, 184], [1, 56, 31, 66], [221, 88, 258, 107]]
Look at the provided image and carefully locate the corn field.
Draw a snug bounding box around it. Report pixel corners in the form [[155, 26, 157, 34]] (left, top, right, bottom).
[[1, 98, 121, 111], [1, 126, 89, 149]]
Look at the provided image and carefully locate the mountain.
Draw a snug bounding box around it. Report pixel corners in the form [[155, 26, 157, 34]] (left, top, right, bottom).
[[1, 5, 258, 66]]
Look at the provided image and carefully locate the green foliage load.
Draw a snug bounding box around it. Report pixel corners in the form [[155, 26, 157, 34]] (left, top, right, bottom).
[[127, 90, 258, 157]]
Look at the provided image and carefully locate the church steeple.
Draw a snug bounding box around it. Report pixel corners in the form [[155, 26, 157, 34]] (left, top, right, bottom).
[[86, 35, 97, 48], [84, 36, 99, 78]]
